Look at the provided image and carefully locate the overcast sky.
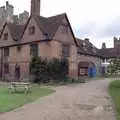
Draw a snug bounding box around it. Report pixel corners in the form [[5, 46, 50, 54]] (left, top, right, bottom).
[[1, 0, 120, 48]]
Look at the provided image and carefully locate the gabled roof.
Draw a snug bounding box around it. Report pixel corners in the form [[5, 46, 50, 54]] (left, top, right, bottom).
[[34, 13, 66, 39], [31, 13, 78, 45], [7, 23, 25, 41], [0, 13, 77, 47], [0, 22, 25, 41]]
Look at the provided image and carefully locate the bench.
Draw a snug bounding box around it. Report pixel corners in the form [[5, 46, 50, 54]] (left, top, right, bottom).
[[8, 82, 32, 93]]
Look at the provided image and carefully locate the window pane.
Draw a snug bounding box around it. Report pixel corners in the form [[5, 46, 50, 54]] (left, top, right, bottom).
[[30, 43, 38, 56], [4, 48, 9, 57], [62, 44, 70, 57], [4, 33, 8, 40], [29, 26, 35, 35], [17, 45, 21, 52]]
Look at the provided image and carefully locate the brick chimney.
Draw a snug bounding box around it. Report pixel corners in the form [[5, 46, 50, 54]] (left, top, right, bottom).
[[84, 38, 89, 43], [31, 0, 40, 16], [102, 42, 106, 49]]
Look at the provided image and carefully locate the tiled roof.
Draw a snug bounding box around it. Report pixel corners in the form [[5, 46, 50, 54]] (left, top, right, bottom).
[[2, 13, 117, 59], [0, 13, 77, 47], [7, 23, 25, 41], [0, 13, 66, 42], [34, 13, 67, 39], [76, 38, 100, 57], [98, 47, 120, 58]]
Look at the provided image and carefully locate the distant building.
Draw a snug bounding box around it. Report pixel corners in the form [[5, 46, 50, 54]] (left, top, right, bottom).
[[0, 1, 14, 25], [0, 1, 29, 27], [0, 6, 6, 26], [13, 15, 19, 24], [5, 1, 14, 22], [19, 11, 29, 25]]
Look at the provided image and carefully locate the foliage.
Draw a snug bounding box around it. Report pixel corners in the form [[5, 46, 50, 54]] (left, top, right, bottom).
[[30, 57, 69, 83], [109, 80, 120, 120], [107, 58, 120, 75], [30, 57, 49, 83], [0, 85, 54, 112]]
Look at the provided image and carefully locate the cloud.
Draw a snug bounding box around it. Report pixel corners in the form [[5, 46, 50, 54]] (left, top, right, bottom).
[[98, 18, 120, 38], [74, 15, 120, 44]]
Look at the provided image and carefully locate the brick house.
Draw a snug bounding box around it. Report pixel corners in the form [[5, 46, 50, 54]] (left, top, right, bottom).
[[0, 0, 107, 81], [0, 13, 79, 80]]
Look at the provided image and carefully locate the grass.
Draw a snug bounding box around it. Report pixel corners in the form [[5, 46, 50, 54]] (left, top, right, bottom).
[[0, 85, 54, 113], [109, 80, 120, 120]]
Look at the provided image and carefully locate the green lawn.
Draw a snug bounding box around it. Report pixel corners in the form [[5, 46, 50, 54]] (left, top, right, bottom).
[[0, 85, 54, 113], [109, 80, 120, 120]]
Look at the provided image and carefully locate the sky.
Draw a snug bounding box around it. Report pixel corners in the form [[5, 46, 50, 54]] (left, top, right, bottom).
[[0, 0, 120, 48]]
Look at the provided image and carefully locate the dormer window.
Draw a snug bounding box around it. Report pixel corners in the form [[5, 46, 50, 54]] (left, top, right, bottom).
[[29, 26, 35, 35], [4, 33, 8, 40]]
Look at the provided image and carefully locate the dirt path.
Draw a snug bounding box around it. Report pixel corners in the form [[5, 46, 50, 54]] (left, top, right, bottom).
[[0, 79, 116, 120]]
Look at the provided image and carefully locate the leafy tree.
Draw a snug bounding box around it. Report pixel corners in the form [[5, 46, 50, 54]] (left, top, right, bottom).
[[108, 58, 120, 75]]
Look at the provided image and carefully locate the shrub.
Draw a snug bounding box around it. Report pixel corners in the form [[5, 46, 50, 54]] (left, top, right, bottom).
[[30, 57, 69, 83]]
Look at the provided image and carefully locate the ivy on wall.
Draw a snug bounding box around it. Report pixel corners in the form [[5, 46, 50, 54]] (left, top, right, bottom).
[[30, 57, 69, 83]]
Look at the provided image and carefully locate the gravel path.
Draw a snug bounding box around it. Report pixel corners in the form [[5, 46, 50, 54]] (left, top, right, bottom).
[[0, 79, 116, 120]]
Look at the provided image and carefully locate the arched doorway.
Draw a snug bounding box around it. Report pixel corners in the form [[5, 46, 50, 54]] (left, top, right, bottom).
[[78, 61, 96, 77]]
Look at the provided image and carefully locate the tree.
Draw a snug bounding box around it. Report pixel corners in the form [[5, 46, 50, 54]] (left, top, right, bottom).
[[108, 58, 120, 75]]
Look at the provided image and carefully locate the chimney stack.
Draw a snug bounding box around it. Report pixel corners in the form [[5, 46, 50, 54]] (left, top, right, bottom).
[[31, 0, 40, 16], [6, 1, 9, 6], [102, 42, 106, 49]]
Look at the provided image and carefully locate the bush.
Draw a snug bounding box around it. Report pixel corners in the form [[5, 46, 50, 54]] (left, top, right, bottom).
[[30, 57, 69, 83], [107, 58, 120, 75]]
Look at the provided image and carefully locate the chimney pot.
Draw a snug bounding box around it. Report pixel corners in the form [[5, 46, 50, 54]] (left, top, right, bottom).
[[84, 38, 89, 42]]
